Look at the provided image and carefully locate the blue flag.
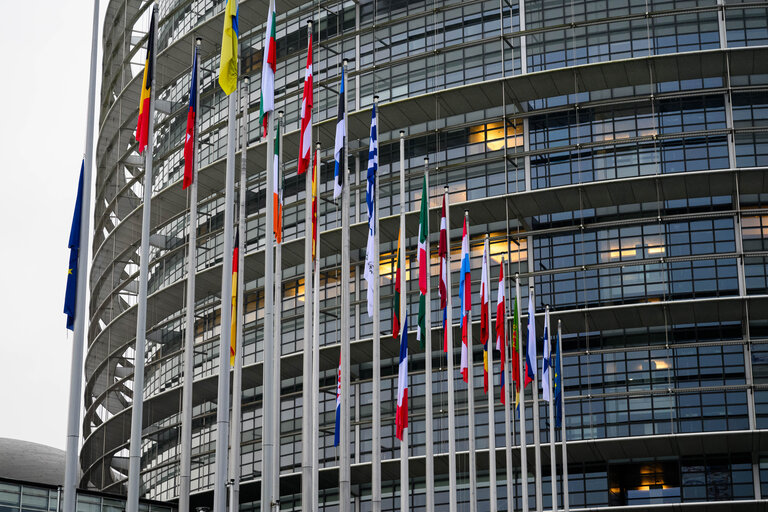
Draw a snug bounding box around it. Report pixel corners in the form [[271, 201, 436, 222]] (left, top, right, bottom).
[[553, 330, 562, 427], [64, 162, 84, 330], [333, 67, 346, 199]]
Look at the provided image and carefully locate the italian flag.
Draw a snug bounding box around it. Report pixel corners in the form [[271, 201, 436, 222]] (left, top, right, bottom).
[[259, 0, 276, 136]]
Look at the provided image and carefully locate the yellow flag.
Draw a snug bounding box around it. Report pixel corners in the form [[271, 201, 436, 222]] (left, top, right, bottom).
[[218, 0, 239, 95]]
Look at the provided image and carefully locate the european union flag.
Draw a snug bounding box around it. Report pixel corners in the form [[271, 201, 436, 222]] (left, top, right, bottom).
[[64, 162, 84, 330], [553, 330, 562, 427]]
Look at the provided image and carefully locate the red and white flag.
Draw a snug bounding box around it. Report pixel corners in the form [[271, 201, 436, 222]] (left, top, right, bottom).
[[395, 315, 409, 441], [480, 242, 491, 394], [298, 33, 313, 175], [496, 259, 507, 404]]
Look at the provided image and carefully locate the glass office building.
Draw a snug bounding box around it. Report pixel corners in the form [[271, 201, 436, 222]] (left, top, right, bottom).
[[85, 0, 768, 510]]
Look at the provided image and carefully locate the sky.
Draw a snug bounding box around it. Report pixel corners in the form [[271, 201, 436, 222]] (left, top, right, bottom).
[[0, 2, 108, 450]]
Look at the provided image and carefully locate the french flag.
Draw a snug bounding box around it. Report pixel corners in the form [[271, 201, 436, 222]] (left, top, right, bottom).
[[459, 216, 471, 382], [334, 352, 342, 446], [395, 315, 409, 441]]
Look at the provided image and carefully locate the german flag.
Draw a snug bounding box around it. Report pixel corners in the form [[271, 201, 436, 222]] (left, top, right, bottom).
[[230, 229, 240, 366], [135, 10, 156, 154]]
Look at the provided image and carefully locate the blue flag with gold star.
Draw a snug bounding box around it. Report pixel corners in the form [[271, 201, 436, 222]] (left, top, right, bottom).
[[64, 162, 84, 330], [553, 329, 562, 427]]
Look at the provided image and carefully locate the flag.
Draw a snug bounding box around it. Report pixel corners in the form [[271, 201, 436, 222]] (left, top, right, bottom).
[[183, 47, 198, 189], [311, 152, 318, 260], [364, 105, 378, 318], [64, 162, 84, 330], [393, 229, 401, 340], [496, 260, 507, 404], [259, 0, 276, 135], [334, 352, 342, 446], [416, 177, 428, 349], [553, 329, 563, 427], [542, 307, 552, 401], [298, 33, 313, 175], [525, 289, 536, 387], [480, 242, 490, 394], [438, 195, 449, 352], [135, 9, 156, 154], [229, 230, 240, 366], [273, 120, 282, 243], [333, 68, 346, 199], [511, 295, 520, 389], [218, 0, 239, 95], [459, 217, 471, 382], [395, 315, 409, 441]]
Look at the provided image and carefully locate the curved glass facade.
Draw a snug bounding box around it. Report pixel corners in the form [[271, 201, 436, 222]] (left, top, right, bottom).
[[86, 0, 768, 510]]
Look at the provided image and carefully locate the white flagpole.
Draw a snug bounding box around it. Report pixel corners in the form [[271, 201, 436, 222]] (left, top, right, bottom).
[[339, 59, 351, 512], [398, 130, 408, 512], [443, 187, 458, 512], [179, 37, 202, 512], [311, 143, 322, 510], [423, 159, 435, 511], [273, 111, 284, 503], [485, 236, 497, 512], [559, 319, 569, 512], [63, 1, 99, 511], [547, 306, 557, 512], [214, 47, 238, 512], [465, 211, 477, 512], [371, 97, 382, 512], [502, 259, 514, 512], [516, 274, 529, 512], [301, 22, 315, 512], [127, 8, 158, 512], [531, 285, 543, 512]]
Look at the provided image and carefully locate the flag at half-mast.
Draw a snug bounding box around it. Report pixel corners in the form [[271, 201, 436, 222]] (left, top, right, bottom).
[[273, 119, 282, 243], [392, 229, 402, 339], [480, 241, 491, 394], [229, 229, 240, 366], [416, 176, 429, 348], [525, 288, 536, 387], [311, 152, 318, 260], [218, 0, 239, 95], [459, 216, 471, 382], [395, 315, 409, 441], [553, 328, 563, 427], [64, 162, 84, 330], [298, 32, 313, 175], [363, 104, 378, 318], [135, 9, 156, 154], [438, 195, 449, 352], [333, 67, 346, 199], [334, 352, 342, 446], [183, 46, 198, 189], [259, 0, 276, 135], [542, 307, 552, 401], [496, 259, 507, 404]]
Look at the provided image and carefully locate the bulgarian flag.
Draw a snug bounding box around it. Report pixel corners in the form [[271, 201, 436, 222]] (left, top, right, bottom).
[[416, 176, 428, 349], [392, 229, 402, 340], [273, 119, 282, 243], [259, 0, 276, 136], [480, 241, 490, 394], [496, 259, 507, 404], [298, 32, 313, 175]]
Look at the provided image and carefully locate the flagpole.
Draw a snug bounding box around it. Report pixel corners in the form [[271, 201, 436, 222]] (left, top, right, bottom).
[[311, 143, 322, 510], [63, 1, 99, 511], [273, 111, 284, 503], [547, 306, 557, 512], [465, 211, 477, 512], [502, 258, 514, 512], [398, 130, 408, 512], [531, 284, 543, 512], [423, 159, 435, 511], [339, 59, 351, 512], [516, 274, 529, 512], [301, 22, 314, 512], [558, 319, 569, 512], [485, 236, 497, 512], [179, 37, 202, 512], [443, 187, 458, 512], [371, 97, 382, 512], [127, 8, 158, 512]]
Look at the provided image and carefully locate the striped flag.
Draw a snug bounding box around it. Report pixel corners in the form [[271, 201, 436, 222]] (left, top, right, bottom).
[[363, 105, 378, 318], [334, 352, 342, 446], [416, 177, 428, 348], [480, 242, 490, 394], [496, 260, 507, 404], [229, 229, 239, 366], [333, 68, 346, 199], [273, 119, 282, 243], [298, 33, 313, 175], [135, 9, 156, 154], [218, 0, 239, 95], [183, 46, 198, 189], [459, 217, 471, 382], [392, 229, 401, 339], [311, 151, 318, 260], [542, 307, 552, 401], [438, 195, 449, 352], [525, 289, 536, 387], [259, 0, 276, 135], [395, 315, 409, 441]]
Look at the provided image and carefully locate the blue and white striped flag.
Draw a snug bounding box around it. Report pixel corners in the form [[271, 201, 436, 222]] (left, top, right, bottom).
[[333, 68, 346, 199], [363, 104, 378, 317]]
